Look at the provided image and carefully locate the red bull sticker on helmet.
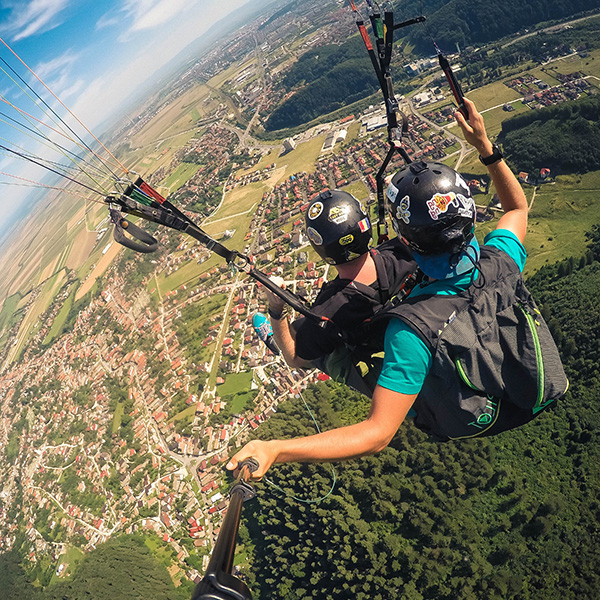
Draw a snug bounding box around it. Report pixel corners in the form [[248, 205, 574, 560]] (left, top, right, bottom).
[[328, 205, 350, 225], [427, 192, 474, 221], [308, 201, 323, 220], [306, 227, 323, 246]]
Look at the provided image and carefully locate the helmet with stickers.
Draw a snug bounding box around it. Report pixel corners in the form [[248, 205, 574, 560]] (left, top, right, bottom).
[[386, 160, 476, 256], [305, 189, 372, 265]]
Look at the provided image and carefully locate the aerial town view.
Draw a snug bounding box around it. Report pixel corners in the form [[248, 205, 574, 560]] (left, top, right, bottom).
[[0, 1, 600, 599]]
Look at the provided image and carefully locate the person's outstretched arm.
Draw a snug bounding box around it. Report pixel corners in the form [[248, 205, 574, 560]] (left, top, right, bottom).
[[455, 97, 528, 243], [227, 385, 418, 480]]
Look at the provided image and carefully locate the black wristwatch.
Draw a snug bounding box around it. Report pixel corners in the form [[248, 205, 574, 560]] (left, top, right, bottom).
[[479, 143, 503, 166]]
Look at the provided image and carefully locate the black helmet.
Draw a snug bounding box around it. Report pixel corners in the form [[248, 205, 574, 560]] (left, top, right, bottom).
[[305, 189, 372, 265], [387, 161, 476, 256]]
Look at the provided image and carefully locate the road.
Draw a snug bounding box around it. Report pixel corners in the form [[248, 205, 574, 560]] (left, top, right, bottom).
[[405, 97, 471, 169], [501, 13, 600, 49]]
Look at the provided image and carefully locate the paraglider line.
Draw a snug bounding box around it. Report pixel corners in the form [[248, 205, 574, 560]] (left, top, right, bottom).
[[0, 36, 130, 175], [0, 143, 106, 196], [0, 58, 122, 179]]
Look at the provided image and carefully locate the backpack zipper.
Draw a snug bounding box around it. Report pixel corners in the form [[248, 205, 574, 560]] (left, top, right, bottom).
[[517, 303, 545, 413]]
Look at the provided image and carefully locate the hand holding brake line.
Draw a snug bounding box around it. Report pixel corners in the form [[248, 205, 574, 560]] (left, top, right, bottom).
[[265, 275, 286, 315]]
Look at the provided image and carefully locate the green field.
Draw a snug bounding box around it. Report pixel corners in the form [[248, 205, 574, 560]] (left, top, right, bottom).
[[43, 284, 76, 345], [228, 390, 256, 414], [466, 80, 522, 108], [144, 533, 177, 570], [473, 170, 600, 276], [343, 121, 362, 145], [0, 292, 22, 335], [171, 403, 196, 423], [112, 401, 125, 434], [281, 135, 327, 179], [524, 171, 600, 274], [204, 181, 265, 221], [161, 163, 201, 192], [12, 269, 67, 363], [541, 47, 600, 81], [217, 371, 254, 396], [341, 180, 369, 201], [49, 546, 84, 585]]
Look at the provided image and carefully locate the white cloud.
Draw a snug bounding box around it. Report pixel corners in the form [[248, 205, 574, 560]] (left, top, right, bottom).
[[96, 0, 197, 36], [95, 13, 120, 30], [70, 1, 248, 131], [127, 0, 193, 32], [55, 77, 84, 103], [0, 0, 72, 41], [20, 50, 83, 119], [34, 49, 79, 81]]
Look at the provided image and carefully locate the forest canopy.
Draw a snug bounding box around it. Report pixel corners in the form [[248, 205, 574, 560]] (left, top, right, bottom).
[[236, 229, 600, 600], [403, 0, 600, 52], [499, 96, 600, 174], [264, 37, 380, 131]]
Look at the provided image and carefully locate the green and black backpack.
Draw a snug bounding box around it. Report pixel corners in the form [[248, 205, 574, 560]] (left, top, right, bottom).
[[382, 245, 569, 441]]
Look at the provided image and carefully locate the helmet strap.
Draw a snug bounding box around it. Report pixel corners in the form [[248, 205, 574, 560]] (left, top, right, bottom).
[[463, 241, 485, 288]]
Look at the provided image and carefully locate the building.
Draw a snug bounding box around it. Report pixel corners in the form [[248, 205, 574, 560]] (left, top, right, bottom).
[[283, 138, 296, 153]]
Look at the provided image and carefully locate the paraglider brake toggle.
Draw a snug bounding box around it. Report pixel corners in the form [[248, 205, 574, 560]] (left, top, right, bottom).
[[109, 207, 158, 254]]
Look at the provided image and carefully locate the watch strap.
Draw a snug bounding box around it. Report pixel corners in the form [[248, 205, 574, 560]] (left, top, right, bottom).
[[479, 143, 503, 166]]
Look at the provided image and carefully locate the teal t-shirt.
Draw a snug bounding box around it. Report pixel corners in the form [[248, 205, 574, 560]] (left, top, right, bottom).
[[377, 230, 527, 394]]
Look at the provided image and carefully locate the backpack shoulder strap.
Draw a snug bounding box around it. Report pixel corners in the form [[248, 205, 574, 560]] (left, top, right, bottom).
[[381, 246, 519, 351], [370, 247, 390, 303]]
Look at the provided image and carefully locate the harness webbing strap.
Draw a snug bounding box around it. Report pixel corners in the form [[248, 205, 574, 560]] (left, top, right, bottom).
[[358, 23, 374, 51], [370, 248, 390, 303], [383, 11, 394, 68], [349, 2, 427, 243]]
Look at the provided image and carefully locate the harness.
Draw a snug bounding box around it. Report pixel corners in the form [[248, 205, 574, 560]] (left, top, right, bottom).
[[374, 246, 568, 441], [294, 239, 422, 363]]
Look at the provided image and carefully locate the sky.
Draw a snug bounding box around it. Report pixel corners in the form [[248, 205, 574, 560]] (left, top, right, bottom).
[[0, 0, 258, 234]]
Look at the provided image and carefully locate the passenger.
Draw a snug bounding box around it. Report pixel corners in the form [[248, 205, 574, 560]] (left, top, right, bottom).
[[266, 188, 418, 397]]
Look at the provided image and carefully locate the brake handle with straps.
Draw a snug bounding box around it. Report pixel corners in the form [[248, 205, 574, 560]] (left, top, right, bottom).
[[107, 190, 342, 334]]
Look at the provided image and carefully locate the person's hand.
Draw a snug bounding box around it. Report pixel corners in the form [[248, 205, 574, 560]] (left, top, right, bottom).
[[454, 97, 493, 157], [266, 275, 286, 314], [226, 440, 278, 480]]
